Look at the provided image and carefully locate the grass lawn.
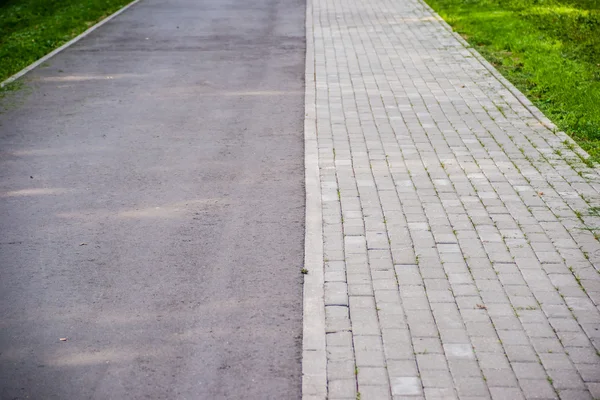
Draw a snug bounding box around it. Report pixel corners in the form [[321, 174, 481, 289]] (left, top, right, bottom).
[[423, 0, 600, 163], [0, 0, 133, 83]]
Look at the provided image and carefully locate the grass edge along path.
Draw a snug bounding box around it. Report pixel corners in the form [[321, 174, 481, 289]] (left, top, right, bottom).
[[0, 0, 135, 85], [422, 0, 600, 164]]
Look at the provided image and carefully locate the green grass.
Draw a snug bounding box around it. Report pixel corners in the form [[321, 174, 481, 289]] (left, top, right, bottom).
[[423, 0, 600, 163], [0, 0, 133, 83]]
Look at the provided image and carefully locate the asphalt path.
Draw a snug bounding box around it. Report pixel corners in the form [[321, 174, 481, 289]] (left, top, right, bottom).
[[0, 0, 305, 398]]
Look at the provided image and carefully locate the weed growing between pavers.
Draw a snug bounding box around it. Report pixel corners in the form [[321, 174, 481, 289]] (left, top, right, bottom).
[[423, 0, 600, 163]]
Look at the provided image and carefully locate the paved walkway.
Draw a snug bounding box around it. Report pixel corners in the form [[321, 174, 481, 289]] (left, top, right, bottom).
[[303, 0, 600, 398], [0, 0, 304, 398]]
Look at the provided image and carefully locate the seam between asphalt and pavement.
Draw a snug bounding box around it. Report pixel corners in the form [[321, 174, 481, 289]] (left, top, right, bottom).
[[0, 0, 141, 88], [302, 0, 600, 398]]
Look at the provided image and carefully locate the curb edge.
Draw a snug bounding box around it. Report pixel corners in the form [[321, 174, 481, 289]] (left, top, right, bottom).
[[1, 0, 142, 88], [301, 0, 327, 398]]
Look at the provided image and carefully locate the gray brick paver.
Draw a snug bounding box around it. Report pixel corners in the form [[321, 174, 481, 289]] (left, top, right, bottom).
[[306, 0, 600, 397]]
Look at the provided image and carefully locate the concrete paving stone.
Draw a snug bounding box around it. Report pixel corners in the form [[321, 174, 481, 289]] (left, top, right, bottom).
[[476, 280, 505, 292], [391, 377, 423, 396], [387, 359, 419, 378], [440, 328, 472, 344], [477, 352, 512, 370], [483, 369, 519, 388], [372, 269, 397, 282], [480, 291, 511, 305], [529, 337, 564, 353], [346, 266, 371, 280], [329, 379, 357, 398], [423, 276, 450, 291], [359, 385, 392, 400], [420, 369, 454, 388], [406, 310, 436, 325], [349, 284, 375, 297], [420, 267, 448, 279], [327, 342, 355, 362], [426, 290, 456, 303], [417, 354, 449, 371], [541, 304, 572, 318], [403, 297, 432, 311], [574, 363, 600, 382], [354, 335, 384, 353], [497, 330, 531, 346], [395, 265, 424, 286], [326, 305, 352, 333], [373, 278, 400, 291], [452, 284, 480, 296], [492, 263, 520, 274], [580, 323, 600, 340], [588, 382, 600, 398], [555, 389, 593, 400], [328, 360, 357, 380], [374, 290, 402, 304], [325, 270, 348, 283], [377, 302, 405, 317], [431, 302, 461, 318], [303, 395, 330, 400], [448, 273, 474, 285], [350, 296, 377, 309], [383, 334, 416, 360], [486, 303, 516, 317], [448, 359, 484, 378], [512, 362, 548, 380], [357, 367, 390, 386], [418, 257, 444, 269], [471, 336, 505, 354], [546, 368, 586, 389], [444, 343, 476, 360], [541, 264, 570, 275], [413, 338, 444, 354], [351, 315, 381, 336], [443, 262, 470, 274], [516, 309, 547, 324], [455, 377, 490, 397], [539, 353, 575, 372], [489, 387, 525, 400], [565, 346, 600, 365], [327, 331, 354, 347], [504, 345, 539, 363], [399, 285, 427, 301], [548, 274, 581, 290], [548, 317, 581, 333], [498, 273, 527, 286], [457, 296, 486, 310], [506, 285, 536, 298], [510, 296, 540, 309], [410, 323, 441, 338], [518, 379, 558, 399], [370, 256, 395, 271], [325, 282, 350, 306], [423, 387, 458, 400]]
